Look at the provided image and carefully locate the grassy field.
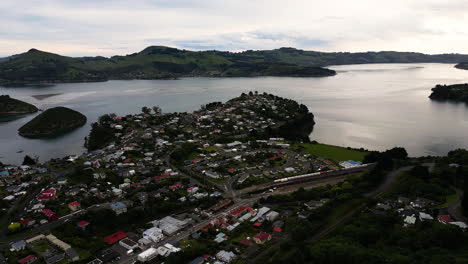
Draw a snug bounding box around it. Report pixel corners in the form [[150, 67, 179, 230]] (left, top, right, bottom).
[[295, 143, 368, 162], [434, 193, 460, 209]]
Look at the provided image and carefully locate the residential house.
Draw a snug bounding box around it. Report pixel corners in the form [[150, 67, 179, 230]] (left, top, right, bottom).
[[216, 250, 236, 263], [438, 215, 454, 224], [68, 201, 81, 212], [17, 255, 37, 264], [110, 202, 127, 215], [11, 240, 26, 251], [65, 248, 80, 262], [253, 232, 272, 244], [42, 209, 58, 221], [77, 220, 89, 231], [45, 253, 65, 264], [38, 189, 57, 201], [57, 178, 67, 185]]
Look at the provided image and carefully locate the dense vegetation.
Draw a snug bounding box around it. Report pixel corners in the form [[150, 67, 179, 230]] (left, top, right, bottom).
[[3, 46, 468, 85], [0, 95, 38, 116], [85, 114, 116, 151], [18, 106, 87, 138], [429, 84, 468, 103]]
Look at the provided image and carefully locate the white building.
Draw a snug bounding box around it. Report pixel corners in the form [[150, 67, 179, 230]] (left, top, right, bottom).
[[138, 248, 158, 262], [143, 227, 164, 242], [266, 211, 279, 221], [216, 250, 236, 263]]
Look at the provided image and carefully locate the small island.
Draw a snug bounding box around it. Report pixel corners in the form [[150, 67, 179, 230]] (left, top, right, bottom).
[[0, 95, 38, 116], [18, 107, 87, 138], [429, 83, 468, 104], [455, 62, 468, 70]]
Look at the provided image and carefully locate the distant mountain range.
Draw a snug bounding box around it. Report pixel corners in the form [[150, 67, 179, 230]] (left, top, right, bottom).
[[1, 46, 468, 85]]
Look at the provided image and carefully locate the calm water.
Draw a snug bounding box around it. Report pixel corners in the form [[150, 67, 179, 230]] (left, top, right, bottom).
[[1, 63, 468, 164]]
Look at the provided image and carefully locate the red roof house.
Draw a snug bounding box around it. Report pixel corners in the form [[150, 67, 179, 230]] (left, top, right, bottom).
[[104, 231, 128, 244], [230, 206, 255, 218], [240, 238, 254, 246], [77, 220, 90, 230], [438, 215, 454, 224], [68, 201, 81, 211], [38, 189, 57, 201], [19, 218, 34, 227], [169, 183, 184, 190], [253, 232, 272, 244], [18, 255, 37, 264], [273, 227, 282, 233], [42, 209, 58, 221]]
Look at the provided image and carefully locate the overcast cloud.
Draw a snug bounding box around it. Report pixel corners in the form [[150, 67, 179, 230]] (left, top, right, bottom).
[[1, 0, 468, 56]]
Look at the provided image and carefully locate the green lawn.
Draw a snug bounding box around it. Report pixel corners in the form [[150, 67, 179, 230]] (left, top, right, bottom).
[[433, 193, 460, 209], [31, 240, 52, 253], [325, 198, 366, 223], [295, 143, 368, 162]]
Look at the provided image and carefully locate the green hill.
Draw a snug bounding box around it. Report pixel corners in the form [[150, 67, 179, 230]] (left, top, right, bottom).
[[18, 107, 87, 138], [0, 95, 38, 116], [429, 83, 468, 103], [2, 46, 468, 85]]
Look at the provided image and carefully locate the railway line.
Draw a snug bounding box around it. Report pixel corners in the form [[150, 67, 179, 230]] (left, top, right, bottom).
[[238, 163, 375, 195]]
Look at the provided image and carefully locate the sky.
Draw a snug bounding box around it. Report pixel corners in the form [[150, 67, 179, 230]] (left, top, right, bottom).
[[1, 0, 468, 57]]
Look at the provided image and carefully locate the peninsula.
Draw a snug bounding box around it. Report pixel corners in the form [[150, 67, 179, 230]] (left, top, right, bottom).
[[455, 62, 468, 70], [18, 107, 87, 138], [0, 95, 38, 116], [3, 46, 468, 85], [429, 83, 468, 104]]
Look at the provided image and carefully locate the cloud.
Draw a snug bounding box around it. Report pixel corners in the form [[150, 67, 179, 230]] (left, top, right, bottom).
[[1, 0, 468, 56]]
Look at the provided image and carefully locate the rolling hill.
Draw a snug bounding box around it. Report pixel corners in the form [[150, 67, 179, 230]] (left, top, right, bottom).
[[2, 46, 468, 85]]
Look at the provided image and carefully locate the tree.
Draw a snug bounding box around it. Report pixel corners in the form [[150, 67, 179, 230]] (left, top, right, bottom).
[[8, 222, 21, 232], [86, 121, 115, 151], [141, 106, 151, 114], [410, 165, 430, 181], [22, 155, 36, 165], [461, 167, 468, 215], [152, 106, 162, 115]]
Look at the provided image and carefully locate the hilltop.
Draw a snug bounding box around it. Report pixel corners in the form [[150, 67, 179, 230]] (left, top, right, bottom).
[[0, 95, 38, 116], [2, 46, 468, 85], [18, 107, 87, 138], [429, 83, 468, 104]]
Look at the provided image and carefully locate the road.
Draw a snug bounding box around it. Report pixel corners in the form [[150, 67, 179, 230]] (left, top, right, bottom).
[[118, 198, 258, 264], [0, 203, 109, 248]]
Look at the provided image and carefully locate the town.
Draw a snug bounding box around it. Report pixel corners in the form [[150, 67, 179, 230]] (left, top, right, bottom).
[[0, 92, 467, 264]]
